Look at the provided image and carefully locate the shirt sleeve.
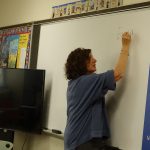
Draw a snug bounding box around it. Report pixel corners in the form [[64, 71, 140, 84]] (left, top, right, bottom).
[[102, 70, 116, 91]]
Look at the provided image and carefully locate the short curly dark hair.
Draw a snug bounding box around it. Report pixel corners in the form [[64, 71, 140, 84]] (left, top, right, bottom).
[[65, 48, 91, 80]]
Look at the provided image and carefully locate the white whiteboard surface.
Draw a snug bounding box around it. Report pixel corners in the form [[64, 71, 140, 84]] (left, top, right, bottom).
[[37, 8, 150, 150]]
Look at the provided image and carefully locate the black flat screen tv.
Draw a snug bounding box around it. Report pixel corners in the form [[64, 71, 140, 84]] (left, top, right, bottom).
[[0, 68, 45, 134]]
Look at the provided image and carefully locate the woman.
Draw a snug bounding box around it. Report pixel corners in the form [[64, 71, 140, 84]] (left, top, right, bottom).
[[64, 32, 131, 150]]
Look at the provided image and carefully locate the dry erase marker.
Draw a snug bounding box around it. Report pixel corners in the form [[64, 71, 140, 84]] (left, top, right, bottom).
[[52, 129, 62, 134]]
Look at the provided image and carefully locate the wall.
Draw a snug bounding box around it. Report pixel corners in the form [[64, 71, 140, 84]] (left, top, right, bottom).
[[0, 0, 148, 150], [0, 0, 148, 27]]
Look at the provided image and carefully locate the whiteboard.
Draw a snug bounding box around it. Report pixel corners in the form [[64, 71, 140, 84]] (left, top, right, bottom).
[[37, 8, 150, 150]]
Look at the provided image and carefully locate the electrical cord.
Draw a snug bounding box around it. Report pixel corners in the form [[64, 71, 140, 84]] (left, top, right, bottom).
[[21, 133, 29, 150]]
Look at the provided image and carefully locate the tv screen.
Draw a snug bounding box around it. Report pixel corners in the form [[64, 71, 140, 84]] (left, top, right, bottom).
[[0, 68, 45, 133]]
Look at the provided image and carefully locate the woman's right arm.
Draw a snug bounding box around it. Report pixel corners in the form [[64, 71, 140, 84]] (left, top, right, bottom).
[[114, 32, 131, 81]]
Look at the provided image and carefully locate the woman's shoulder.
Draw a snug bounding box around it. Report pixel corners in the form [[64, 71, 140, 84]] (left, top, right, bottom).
[[69, 70, 114, 83], [81, 70, 114, 81]]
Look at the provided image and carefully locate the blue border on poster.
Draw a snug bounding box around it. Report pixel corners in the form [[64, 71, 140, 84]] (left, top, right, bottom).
[[142, 68, 150, 150]]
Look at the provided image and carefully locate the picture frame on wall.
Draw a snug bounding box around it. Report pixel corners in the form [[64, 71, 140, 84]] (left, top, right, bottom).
[[51, 0, 124, 18], [70, 2, 77, 15], [98, 0, 106, 10], [88, 0, 95, 11], [105, 0, 111, 8], [111, 0, 118, 8], [52, 6, 60, 18], [75, 1, 82, 14], [118, 0, 123, 7], [66, 3, 72, 16], [81, 0, 89, 13], [62, 4, 68, 16], [51, 6, 56, 18], [59, 5, 63, 17]]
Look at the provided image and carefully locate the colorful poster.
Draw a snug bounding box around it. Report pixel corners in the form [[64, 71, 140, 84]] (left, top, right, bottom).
[[8, 35, 19, 68], [24, 26, 32, 69], [0, 36, 11, 67], [0, 30, 3, 46], [98, 0, 105, 10], [88, 0, 95, 11], [142, 68, 150, 150], [0, 26, 32, 68], [16, 33, 29, 68], [111, 0, 118, 8], [24, 32, 31, 69], [81, 0, 89, 13]]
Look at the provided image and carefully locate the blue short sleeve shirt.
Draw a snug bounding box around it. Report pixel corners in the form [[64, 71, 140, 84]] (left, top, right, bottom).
[[64, 70, 116, 150]]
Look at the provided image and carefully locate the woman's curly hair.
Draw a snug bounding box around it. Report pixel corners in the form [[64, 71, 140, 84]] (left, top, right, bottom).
[[65, 48, 91, 80]]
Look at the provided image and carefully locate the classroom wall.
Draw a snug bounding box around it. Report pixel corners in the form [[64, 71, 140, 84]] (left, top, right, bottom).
[[0, 0, 148, 150], [0, 0, 148, 27]]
